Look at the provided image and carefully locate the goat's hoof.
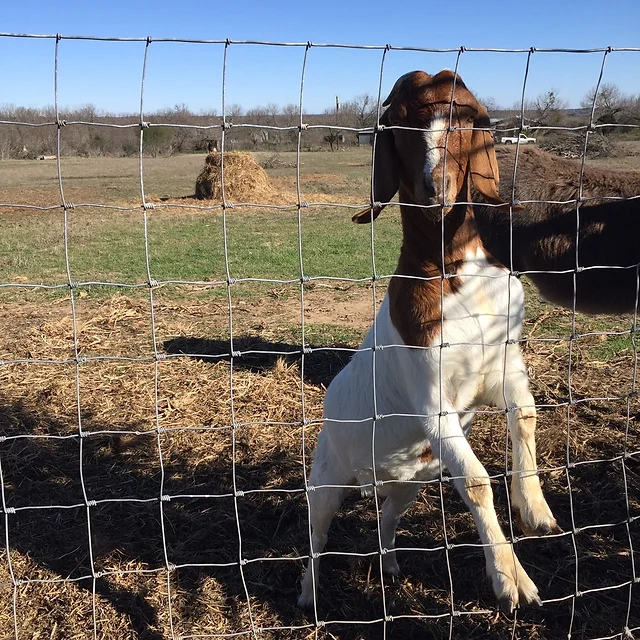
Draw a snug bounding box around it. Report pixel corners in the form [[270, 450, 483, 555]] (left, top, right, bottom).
[[514, 507, 563, 537], [498, 594, 516, 615], [490, 549, 540, 613]]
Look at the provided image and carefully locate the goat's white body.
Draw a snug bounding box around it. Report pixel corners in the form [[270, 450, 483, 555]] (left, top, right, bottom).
[[317, 247, 525, 493], [299, 246, 556, 610]]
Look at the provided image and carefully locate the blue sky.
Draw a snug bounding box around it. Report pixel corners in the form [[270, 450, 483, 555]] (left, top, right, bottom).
[[1, 0, 638, 115]]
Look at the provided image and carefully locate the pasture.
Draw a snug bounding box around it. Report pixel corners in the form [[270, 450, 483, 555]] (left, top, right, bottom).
[[0, 148, 638, 639]]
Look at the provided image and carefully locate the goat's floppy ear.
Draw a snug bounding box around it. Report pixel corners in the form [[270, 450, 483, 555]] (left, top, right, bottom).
[[470, 106, 523, 211], [352, 111, 399, 224]]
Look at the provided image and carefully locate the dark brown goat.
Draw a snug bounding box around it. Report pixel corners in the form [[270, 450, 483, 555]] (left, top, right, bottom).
[[475, 146, 640, 314]]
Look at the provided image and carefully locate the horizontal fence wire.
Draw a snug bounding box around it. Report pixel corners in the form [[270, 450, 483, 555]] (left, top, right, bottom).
[[0, 33, 639, 640]]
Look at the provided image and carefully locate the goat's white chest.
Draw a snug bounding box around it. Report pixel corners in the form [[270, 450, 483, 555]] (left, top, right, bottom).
[[442, 247, 523, 343], [437, 247, 524, 406], [320, 246, 525, 486]]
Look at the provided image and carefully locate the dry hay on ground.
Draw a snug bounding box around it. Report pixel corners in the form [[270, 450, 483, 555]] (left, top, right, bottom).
[[194, 151, 275, 202], [0, 292, 638, 639]]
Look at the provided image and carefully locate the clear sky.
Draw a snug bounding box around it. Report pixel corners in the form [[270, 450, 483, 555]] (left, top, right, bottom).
[[1, 0, 638, 115]]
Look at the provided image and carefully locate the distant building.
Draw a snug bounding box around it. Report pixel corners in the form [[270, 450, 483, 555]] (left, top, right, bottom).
[[357, 129, 375, 146]]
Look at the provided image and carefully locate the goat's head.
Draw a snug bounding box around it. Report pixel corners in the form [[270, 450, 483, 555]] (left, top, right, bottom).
[[354, 69, 513, 223]]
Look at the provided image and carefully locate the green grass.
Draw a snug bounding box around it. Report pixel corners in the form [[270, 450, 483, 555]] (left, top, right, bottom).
[[0, 149, 399, 294], [0, 207, 400, 290]]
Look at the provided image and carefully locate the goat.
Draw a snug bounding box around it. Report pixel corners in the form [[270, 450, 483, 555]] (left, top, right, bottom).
[[475, 145, 640, 314], [298, 70, 560, 613]]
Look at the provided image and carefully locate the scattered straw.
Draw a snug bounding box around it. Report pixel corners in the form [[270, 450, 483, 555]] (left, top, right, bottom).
[[0, 292, 637, 639]]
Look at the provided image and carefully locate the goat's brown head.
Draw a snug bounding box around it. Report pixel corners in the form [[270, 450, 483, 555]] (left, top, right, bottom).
[[354, 69, 513, 223]]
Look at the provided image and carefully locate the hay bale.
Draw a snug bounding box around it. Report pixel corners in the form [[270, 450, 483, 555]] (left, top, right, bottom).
[[194, 151, 275, 201]]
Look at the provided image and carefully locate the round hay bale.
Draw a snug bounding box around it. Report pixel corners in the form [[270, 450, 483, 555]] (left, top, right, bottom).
[[195, 151, 275, 202]]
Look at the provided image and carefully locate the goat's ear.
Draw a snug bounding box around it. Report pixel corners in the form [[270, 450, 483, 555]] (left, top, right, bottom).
[[470, 108, 523, 211], [352, 111, 399, 224]]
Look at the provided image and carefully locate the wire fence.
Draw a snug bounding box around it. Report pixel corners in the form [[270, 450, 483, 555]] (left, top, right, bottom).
[[0, 34, 639, 639]]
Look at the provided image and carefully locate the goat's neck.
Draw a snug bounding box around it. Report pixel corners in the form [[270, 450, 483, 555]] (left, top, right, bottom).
[[388, 185, 482, 347], [395, 195, 479, 279]]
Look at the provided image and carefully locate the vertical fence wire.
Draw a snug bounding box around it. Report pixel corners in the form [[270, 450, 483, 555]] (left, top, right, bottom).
[[54, 32, 101, 640], [137, 36, 179, 640], [220, 40, 260, 640]]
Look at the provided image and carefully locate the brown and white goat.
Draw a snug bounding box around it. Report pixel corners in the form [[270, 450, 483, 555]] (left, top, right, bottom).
[[476, 145, 640, 314], [298, 70, 559, 613]]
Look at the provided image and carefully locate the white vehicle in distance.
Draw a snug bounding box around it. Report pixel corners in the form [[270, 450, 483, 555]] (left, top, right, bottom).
[[500, 132, 537, 144]]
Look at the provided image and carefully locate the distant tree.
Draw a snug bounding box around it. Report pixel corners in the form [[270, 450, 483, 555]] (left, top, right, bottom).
[[77, 103, 99, 122], [143, 126, 173, 157], [626, 94, 640, 124], [323, 130, 340, 151], [581, 83, 626, 127], [281, 103, 300, 143], [478, 96, 500, 113], [532, 89, 567, 126], [225, 103, 243, 119], [341, 93, 377, 129], [246, 106, 268, 125], [265, 103, 281, 143], [282, 103, 299, 125]]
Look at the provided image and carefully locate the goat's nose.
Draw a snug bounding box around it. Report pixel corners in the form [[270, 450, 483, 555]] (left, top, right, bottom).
[[422, 179, 436, 199]]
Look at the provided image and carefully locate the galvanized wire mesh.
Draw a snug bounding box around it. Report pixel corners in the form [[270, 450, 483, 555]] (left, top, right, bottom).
[[0, 34, 639, 639]]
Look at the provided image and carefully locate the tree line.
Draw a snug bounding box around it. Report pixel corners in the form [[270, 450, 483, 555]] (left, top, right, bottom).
[[1, 84, 638, 160]]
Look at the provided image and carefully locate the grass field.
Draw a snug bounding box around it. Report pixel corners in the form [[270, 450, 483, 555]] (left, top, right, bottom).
[[0, 148, 638, 640]]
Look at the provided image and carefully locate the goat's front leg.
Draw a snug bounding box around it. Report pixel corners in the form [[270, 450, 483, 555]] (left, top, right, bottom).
[[498, 347, 561, 537], [429, 410, 540, 612]]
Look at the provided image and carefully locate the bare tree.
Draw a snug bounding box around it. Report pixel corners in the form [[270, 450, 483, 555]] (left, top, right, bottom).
[[478, 96, 500, 113], [246, 106, 268, 125], [581, 83, 626, 127], [225, 103, 244, 119], [341, 93, 377, 129], [532, 89, 567, 126], [282, 103, 300, 143], [265, 103, 281, 143]]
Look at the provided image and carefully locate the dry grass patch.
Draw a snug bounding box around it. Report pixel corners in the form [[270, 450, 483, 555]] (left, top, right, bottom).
[[0, 292, 637, 638]]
